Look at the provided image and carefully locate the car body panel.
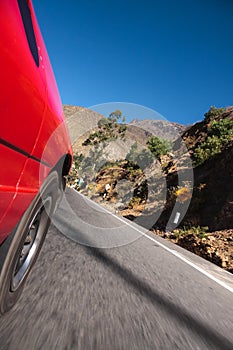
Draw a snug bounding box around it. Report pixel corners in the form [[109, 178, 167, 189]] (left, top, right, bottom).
[[0, 191, 36, 244], [0, 0, 72, 244], [0, 1, 46, 154], [0, 143, 27, 230]]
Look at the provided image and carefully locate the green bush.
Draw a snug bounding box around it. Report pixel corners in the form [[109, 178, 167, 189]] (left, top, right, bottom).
[[204, 106, 226, 122], [74, 153, 84, 168], [208, 118, 233, 140], [147, 136, 171, 160], [174, 226, 209, 239], [193, 117, 233, 166], [193, 136, 222, 165], [83, 110, 127, 145], [128, 196, 142, 208]]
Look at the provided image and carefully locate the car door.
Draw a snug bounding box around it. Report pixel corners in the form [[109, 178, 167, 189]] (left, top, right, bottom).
[[0, 0, 47, 240]]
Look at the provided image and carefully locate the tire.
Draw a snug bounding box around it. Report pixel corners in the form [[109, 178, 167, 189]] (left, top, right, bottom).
[[0, 171, 60, 314]]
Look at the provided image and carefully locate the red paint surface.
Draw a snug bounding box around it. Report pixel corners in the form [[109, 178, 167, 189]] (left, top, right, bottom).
[[0, 1, 72, 244]]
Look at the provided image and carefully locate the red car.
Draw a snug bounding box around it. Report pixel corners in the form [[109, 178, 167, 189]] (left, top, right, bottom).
[[0, 0, 72, 314]]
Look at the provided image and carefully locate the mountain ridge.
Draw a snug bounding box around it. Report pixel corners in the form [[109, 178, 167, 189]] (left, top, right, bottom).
[[64, 104, 233, 272]]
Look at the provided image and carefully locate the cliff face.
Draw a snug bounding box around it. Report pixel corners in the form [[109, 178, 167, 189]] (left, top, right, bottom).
[[64, 104, 233, 231], [130, 119, 186, 140], [159, 107, 233, 231], [186, 140, 233, 230], [184, 108, 233, 230]]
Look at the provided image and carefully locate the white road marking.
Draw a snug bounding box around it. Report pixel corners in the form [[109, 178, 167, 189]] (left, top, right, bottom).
[[78, 190, 233, 294], [173, 212, 181, 224]]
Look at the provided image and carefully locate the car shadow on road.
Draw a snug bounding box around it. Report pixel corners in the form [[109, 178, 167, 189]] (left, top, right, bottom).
[[82, 243, 232, 350]]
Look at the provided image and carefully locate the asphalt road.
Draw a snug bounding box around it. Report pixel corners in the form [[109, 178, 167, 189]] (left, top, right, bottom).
[[0, 188, 233, 350]]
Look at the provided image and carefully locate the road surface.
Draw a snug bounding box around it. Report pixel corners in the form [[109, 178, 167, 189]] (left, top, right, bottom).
[[0, 188, 233, 349]]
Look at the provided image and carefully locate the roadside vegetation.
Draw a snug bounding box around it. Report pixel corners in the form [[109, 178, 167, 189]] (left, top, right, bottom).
[[66, 105, 233, 273], [82, 109, 126, 146], [193, 107, 233, 166]]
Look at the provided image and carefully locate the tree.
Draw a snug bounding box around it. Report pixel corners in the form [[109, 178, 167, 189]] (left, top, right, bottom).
[[97, 117, 111, 129], [109, 109, 122, 122], [82, 109, 127, 146], [147, 136, 171, 160]]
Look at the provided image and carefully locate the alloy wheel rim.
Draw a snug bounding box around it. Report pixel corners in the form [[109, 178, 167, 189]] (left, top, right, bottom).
[[10, 197, 52, 292]]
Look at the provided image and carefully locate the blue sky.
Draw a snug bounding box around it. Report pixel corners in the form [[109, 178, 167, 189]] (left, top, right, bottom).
[[33, 0, 233, 124]]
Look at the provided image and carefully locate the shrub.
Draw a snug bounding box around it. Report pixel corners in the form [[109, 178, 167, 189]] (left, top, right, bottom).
[[204, 106, 226, 122], [83, 110, 127, 145], [208, 118, 233, 140], [193, 117, 233, 166], [173, 226, 209, 239], [193, 135, 223, 165], [128, 196, 142, 209], [73, 153, 84, 169], [147, 136, 172, 160]]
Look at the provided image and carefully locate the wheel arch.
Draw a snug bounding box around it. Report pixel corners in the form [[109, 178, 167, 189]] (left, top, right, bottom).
[[53, 153, 72, 191]]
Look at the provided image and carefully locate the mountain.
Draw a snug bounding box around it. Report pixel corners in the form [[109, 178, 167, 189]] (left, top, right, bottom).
[[63, 105, 233, 232], [130, 119, 186, 140], [62, 106, 187, 143], [64, 104, 233, 272], [63, 104, 186, 160]]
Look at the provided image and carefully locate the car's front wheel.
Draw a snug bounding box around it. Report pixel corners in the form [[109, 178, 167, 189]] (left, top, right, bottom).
[[0, 171, 60, 314]]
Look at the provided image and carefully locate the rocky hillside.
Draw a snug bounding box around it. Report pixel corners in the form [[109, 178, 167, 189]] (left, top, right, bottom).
[[64, 105, 233, 273], [130, 118, 186, 140], [160, 106, 233, 231], [63, 104, 182, 161]]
